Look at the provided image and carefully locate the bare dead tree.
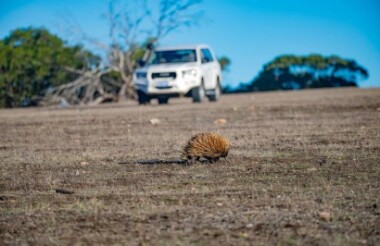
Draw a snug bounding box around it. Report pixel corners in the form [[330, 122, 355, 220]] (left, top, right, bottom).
[[44, 0, 203, 105], [42, 68, 117, 106]]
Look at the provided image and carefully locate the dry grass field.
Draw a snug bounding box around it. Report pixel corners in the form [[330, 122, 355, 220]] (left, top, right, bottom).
[[0, 88, 379, 245]]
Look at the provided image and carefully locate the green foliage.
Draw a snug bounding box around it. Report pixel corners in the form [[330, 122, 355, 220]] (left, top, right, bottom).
[[252, 54, 368, 91], [218, 56, 231, 72], [0, 27, 100, 107]]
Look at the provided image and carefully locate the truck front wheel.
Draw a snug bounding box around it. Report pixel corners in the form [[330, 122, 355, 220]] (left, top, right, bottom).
[[158, 97, 169, 104], [192, 80, 205, 103], [137, 90, 150, 105]]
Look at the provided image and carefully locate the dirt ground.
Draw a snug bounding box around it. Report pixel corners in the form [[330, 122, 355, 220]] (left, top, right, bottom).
[[0, 88, 379, 245]]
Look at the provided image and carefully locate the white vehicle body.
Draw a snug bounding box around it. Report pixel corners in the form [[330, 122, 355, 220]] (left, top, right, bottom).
[[133, 44, 222, 104]]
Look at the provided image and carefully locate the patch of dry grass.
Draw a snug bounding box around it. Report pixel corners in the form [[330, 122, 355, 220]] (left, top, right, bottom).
[[1, 88, 379, 245]]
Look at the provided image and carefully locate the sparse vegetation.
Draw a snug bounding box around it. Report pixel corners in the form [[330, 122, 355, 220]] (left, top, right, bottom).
[[0, 88, 379, 245]]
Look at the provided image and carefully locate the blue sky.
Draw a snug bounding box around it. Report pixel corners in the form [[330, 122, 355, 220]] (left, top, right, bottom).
[[1, 0, 379, 87]]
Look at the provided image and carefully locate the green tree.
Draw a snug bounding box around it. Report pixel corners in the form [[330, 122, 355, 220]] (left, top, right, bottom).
[[218, 56, 231, 72], [251, 54, 368, 91], [0, 27, 100, 107]]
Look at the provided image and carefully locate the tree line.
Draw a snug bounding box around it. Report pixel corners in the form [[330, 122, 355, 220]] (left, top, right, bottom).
[[251, 54, 368, 91], [223, 54, 368, 94]]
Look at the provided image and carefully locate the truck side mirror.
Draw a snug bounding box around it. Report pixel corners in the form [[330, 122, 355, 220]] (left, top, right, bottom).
[[138, 59, 146, 67], [147, 43, 154, 50]]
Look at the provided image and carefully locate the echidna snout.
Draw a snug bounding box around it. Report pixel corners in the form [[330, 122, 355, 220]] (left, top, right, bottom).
[[221, 149, 229, 158]]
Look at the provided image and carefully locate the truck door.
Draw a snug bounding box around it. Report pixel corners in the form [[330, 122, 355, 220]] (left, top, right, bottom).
[[200, 48, 215, 89]]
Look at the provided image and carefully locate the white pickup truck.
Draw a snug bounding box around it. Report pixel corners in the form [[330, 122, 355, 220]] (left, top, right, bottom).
[[133, 44, 222, 104]]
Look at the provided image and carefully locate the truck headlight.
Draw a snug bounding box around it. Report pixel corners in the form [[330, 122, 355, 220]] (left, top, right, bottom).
[[136, 72, 147, 79], [182, 69, 197, 79]]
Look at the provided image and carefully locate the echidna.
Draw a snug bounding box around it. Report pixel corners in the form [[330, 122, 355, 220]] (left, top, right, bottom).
[[183, 132, 230, 163]]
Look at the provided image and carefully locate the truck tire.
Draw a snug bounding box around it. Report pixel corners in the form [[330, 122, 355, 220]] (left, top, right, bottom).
[[208, 82, 221, 102], [158, 97, 169, 104], [137, 90, 150, 105], [192, 80, 205, 103]]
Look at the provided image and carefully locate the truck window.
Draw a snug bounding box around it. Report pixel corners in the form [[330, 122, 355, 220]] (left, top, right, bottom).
[[201, 49, 214, 63], [149, 49, 197, 64]]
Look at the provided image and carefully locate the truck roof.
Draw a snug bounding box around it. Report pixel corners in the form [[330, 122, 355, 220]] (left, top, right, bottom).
[[154, 44, 210, 51]]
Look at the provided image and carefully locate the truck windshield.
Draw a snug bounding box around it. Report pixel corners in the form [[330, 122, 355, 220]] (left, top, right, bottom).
[[149, 49, 197, 64]]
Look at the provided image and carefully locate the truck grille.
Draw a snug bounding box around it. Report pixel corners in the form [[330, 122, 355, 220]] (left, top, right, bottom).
[[152, 72, 176, 79]]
